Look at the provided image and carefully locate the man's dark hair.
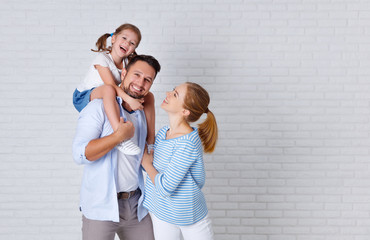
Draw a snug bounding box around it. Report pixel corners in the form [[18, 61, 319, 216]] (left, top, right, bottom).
[[126, 54, 161, 77]]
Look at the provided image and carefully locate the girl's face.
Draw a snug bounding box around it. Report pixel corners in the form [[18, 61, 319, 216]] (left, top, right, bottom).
[[111, 29, 139, 59], [161, 83, 188, 115]]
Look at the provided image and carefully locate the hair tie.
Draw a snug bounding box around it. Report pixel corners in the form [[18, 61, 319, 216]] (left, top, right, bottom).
[[110, 33, 114, 37], [205, 108, 209, 113]]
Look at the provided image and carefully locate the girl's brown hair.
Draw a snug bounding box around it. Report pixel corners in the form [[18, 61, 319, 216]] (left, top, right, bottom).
[[183, 82, 218, 153], [91, 23, 142, 56]]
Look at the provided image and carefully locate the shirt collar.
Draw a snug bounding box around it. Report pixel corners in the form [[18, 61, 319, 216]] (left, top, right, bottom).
[[117, 97, 136, 114]]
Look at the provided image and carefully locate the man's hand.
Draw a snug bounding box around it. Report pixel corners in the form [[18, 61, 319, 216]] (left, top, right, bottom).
[[113, 117, 135, 142], [85, 117, 135, 161]]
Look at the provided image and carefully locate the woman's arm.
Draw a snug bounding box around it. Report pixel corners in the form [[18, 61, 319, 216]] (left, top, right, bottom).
[[141, 151, 158, 184], [142, 141, 198, 197]]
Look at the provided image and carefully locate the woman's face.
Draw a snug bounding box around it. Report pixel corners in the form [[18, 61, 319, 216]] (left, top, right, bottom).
[[161, 83, 188, 114]]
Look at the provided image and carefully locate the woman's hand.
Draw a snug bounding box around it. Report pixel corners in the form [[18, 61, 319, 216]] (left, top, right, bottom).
[[141, 149, 154, 170], [141, 148, 158, 185]]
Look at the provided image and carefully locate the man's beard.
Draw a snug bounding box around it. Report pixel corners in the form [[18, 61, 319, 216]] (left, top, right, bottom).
[[123, 84, 145, 99]]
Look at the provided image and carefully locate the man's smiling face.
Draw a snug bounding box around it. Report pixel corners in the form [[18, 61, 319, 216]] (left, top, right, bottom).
[[121, 60, 156, 99]]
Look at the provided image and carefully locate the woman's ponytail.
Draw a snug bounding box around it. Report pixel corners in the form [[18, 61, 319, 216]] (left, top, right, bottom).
[[198, 110, 218, 153], [183, 82, 218, 153]]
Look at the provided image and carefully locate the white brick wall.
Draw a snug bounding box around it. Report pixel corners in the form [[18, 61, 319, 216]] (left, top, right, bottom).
[[1, 0, 370, 239]]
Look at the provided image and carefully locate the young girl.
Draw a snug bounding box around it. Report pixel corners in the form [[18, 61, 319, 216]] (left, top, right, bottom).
[[141, 82, 218, 240], [73, 23, 155, 155]]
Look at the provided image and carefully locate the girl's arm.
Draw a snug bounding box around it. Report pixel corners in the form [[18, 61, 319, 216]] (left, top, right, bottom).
[[95, 65, 144, 110], [143, 92, 155, 146], [72, 102, 134, 164]]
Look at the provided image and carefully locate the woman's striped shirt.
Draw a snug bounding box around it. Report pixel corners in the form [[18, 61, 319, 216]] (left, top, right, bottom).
[[143, 126, 208, 226]]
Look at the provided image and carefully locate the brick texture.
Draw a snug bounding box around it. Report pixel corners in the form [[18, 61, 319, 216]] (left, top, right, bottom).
[[1, 0, 370, 239]]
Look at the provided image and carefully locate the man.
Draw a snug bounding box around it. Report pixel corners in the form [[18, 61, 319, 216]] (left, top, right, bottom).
[[72, 55, 161, 240]]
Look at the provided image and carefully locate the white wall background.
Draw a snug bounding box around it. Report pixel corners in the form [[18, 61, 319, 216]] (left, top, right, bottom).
[[1, 0, 370, 239]]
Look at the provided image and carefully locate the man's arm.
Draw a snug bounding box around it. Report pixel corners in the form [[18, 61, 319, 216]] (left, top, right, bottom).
[[85, 117, 134, 161], [72, 100, 134, 164]]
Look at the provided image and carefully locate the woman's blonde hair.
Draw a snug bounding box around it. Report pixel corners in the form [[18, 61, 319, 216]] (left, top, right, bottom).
[[91, 23, 141, 61], [183, 82, 218, 153]]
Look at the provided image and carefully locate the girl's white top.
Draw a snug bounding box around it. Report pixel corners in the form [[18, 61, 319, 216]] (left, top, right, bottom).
[[77, 52, 127, 92]]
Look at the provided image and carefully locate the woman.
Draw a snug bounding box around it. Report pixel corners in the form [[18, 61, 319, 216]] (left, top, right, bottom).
[[141, 82, 218, 240]]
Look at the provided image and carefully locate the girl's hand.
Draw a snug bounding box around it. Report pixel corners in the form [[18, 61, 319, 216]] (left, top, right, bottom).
[[117, 86, 144, 111], [124, 95, 144, 111]]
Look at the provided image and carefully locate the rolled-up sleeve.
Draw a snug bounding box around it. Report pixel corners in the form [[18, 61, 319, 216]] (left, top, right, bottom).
[[72, 100, 105, 165]]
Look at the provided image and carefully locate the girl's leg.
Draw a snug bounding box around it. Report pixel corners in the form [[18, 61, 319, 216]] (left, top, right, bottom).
[[180, 215, 214, 240], [90, 85, 120, 131], [149, 213, 181, 240], [143, 92, 155, 147], [91, 85, 140, 155]]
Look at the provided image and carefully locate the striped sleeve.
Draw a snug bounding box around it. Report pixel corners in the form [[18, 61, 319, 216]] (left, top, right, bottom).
[[154, 140, 198, 198]]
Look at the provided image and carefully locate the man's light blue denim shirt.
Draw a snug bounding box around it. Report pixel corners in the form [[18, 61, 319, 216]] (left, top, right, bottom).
[[72, 97, 148, 222]]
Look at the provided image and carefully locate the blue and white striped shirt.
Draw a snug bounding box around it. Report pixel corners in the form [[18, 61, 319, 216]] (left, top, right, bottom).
[[143, 126, 208, 226]]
